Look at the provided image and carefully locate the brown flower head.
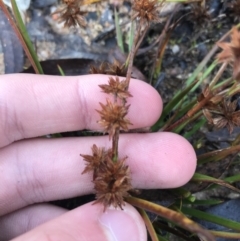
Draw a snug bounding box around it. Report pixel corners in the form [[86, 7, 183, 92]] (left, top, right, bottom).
[[55, 1, 87, 28], [89, 60, 127, 77], [80, 144, 112, 179], [203, 98, 240, 134], [217, 27, 240, 81], [97, 99, 132, 139], [99, 77, 132, 100], [132, 0, 160, 23], [197, 85, 223, 109], [89, 62, 108, 75], [188, 3, 210, 27], [63, 0, 76, 4], [106, 60, 127, 77], [94, 156, 132, 211]]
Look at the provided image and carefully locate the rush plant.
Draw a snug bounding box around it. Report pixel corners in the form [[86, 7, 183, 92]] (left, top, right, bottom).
[[3, 0, 240, 240]]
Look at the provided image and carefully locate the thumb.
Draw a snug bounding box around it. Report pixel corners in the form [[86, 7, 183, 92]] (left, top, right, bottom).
[[12, 202, 147, 241]]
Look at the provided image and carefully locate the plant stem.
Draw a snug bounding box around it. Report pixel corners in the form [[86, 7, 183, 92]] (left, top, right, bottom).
[[165, 92, 214, 131], [209, 62, 228, 89], [138, 208, 159, 241], [112, 128, 119, 162], [125, 21, 147, 86], [126, 196, 215, 241], [0, 1, 41, 74]]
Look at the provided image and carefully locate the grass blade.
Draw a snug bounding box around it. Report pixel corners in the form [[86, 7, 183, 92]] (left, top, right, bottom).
[[10, 0, 43, 74], [114, 7, 124, 53], [191, 173, 240, 193], [128, 21, 134, 53], [210, 230, 240, 239], [138, 208, 159, 241], [126, 196, 215, 241], [151, 80, 198, 131], [57, 65, 65, 76], [182, 206, 240, 232], [198, 145, 240, 164], [184, 118, 206, 138]]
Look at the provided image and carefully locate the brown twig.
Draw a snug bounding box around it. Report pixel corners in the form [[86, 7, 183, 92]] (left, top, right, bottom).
[[112, 128, 119, 162], [164, 92, 214, 132], [0, 1, 40, 74], [125, 20, 143, 85]]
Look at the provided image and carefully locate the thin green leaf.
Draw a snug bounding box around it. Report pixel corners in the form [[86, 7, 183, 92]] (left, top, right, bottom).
[[154, 222, 197, 241], [211, 230, 240, 239], [169, 187, 193, 199], [151, 80, 198, 132], [114, 7, 124, 53], [126, 196, 215, 241], [172, 98, 197, 122], [57, 65, 65, 76], [10, 0, 43, 74], [50, 133, 62, 138], [224, 174, 240, 184], [198, 145, 240, 164], [182, 199, 224, 206], [182, 206, 240, 232], [138, 208, 159, 241], [186, 61, 217, 88], [128, 21, 134, 53], [210, 174, 240, 190], [0, 1, 40, 74], [191, 173, 240, 193], [184, 118, 206, 138], [173, 111, 202, 134], [156, 234, 169, 241]]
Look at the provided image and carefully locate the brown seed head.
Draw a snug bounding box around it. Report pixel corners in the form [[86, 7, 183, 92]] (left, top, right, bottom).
[[217, 27, 240, 81], [96, 99, 132, 139], [93, 157, 132, 211], [63, 0, 76, 4], [132, 0, 160, 23], [188, 3, 210, 28], [99, 76, 132, 100], [55, 1, 87, 28], [89, 62, 108, 75], [80, 144, 112, 179], [89, 60, 127, 77], [106, 60, 127, 77], [197, 85, 223, 109], [203, 98, 240, 134]]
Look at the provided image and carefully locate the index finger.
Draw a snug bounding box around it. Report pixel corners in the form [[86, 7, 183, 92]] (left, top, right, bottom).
[[0, 74, 162, 147]]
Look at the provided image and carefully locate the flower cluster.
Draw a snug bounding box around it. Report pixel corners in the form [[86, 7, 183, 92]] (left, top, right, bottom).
[[90, 60, 127, 77], [81, 75, 132, 210], [55, 0, 87, 28], [203, 98, 240, 134], [132, 0, 161, 23], [99, 77, 132, 100], [81, 145, 132, 210], [188, 3, 210, 27], [97, 99, 132, 139]]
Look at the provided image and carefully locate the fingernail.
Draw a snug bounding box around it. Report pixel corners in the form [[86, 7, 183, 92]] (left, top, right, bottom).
[[99, 207, 142, 241]]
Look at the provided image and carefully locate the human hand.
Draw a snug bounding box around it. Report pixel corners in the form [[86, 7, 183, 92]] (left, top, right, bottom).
[[0, 74, 196, 241]]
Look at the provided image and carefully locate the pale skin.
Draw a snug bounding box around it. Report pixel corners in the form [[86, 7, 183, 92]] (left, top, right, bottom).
[[0, 74, 197, 241]]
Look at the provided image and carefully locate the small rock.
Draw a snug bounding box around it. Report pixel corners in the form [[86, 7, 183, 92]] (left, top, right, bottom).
[[171, 44, 180, 54], [199, 199, 240, 241], [32, 0, 57, 8]]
